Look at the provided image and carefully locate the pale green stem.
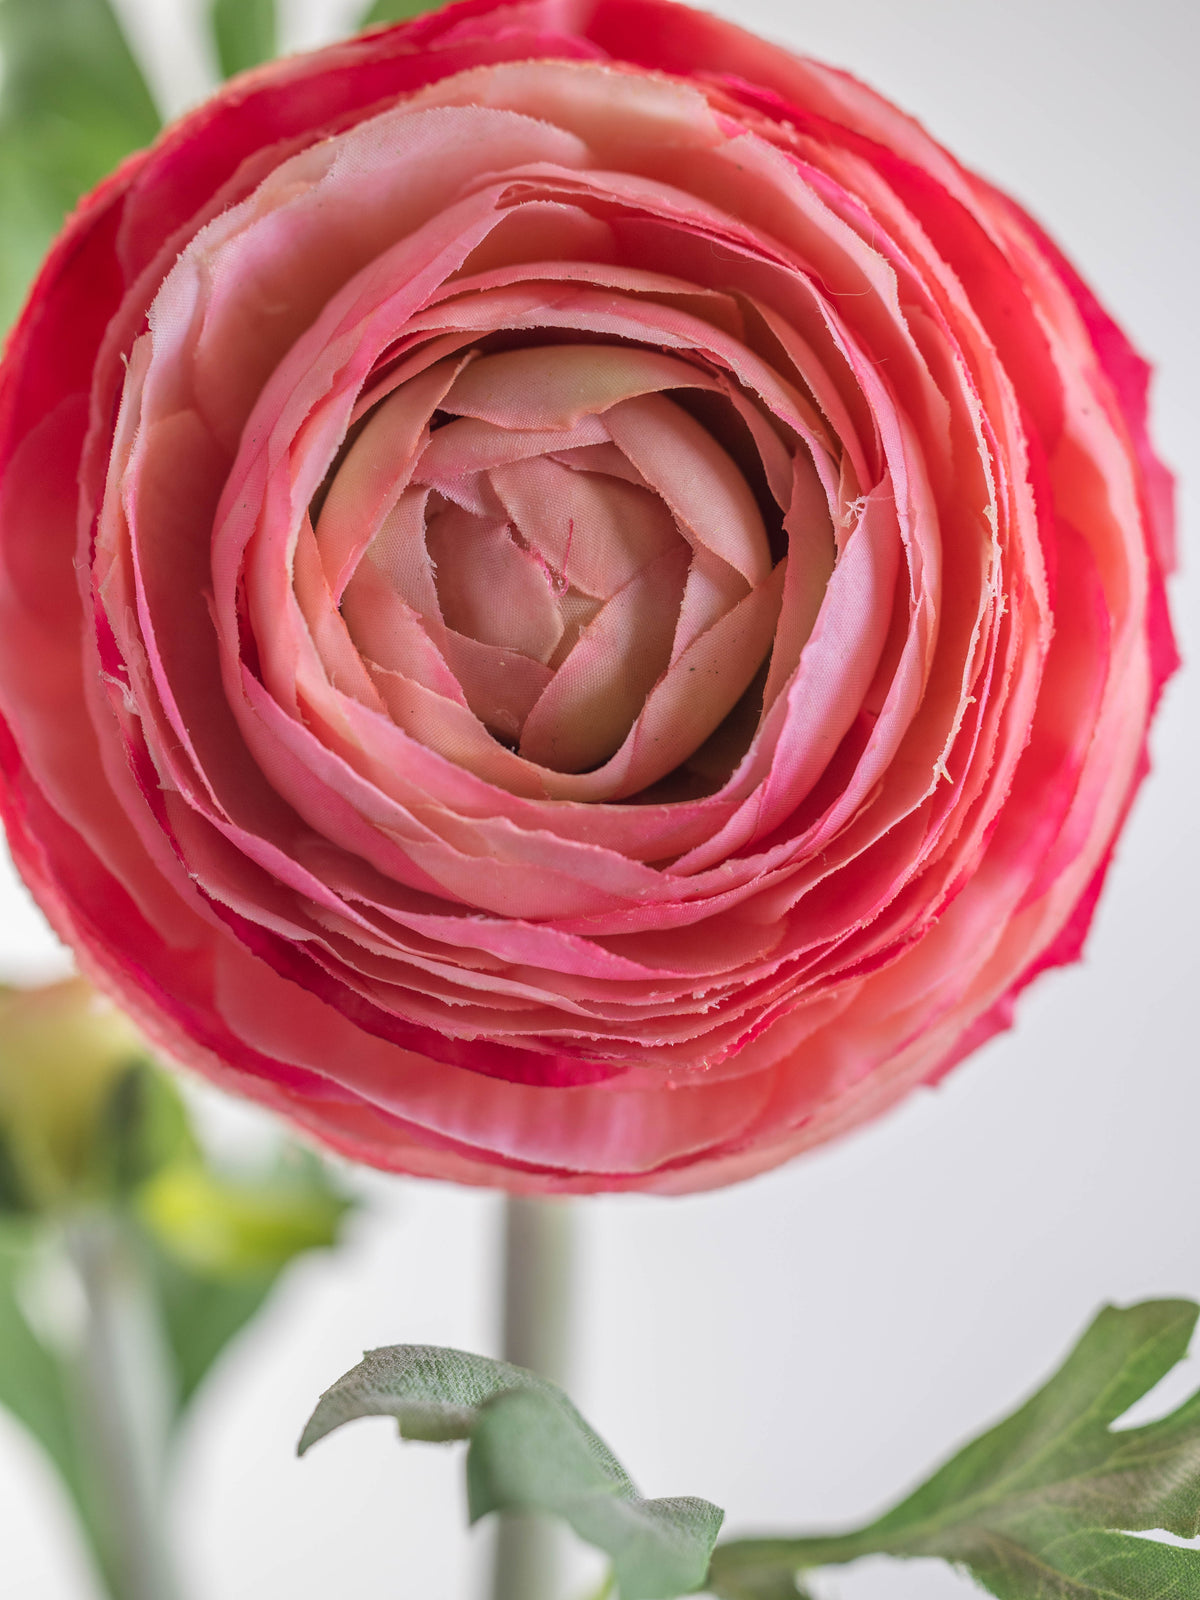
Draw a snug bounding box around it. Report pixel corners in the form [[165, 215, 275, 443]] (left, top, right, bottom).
[[491, 1196, 575, 1600], [65, 1216, 182, 1600]]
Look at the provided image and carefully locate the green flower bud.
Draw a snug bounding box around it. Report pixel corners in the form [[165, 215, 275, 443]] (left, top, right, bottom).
[[137, 1161, 350, 1279], [0, 977, 150, 1210]]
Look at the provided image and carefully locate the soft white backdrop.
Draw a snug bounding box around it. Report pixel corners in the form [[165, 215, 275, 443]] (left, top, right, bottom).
[[1, 1, 1197, 1596]]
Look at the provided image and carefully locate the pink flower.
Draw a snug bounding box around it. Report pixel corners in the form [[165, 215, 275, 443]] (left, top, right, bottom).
[[0, 0, 1175, 1192]]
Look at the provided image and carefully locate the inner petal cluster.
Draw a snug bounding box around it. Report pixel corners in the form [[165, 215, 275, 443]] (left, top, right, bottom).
[[321, 343, 780, 783]]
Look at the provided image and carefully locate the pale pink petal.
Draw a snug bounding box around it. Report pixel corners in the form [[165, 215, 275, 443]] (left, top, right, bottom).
[[177, 102, 593, 450], [293, 516, 392, 713], [395, 57, 726, 169], [436, 630, 554, 741], [670, 546, 751, 664], [451, 199, 619, 282], [401, 270, 842, 507], [425, 506, 564, 663], [548, 442, 653, 488], [340, 560, 468, 706], [350, 333, 484, 426], [672, 482, 905, 873], [440, 342, 717, 429], [367, 488, 442, 618], [518, 543, 690, 771], [414, 413, 610, 492], [488, 454, 680, 599], [759, 454, 837, 711], [314, 357, 465, 601], [612, 561, 786, 799], [605, 393, 772, 584]]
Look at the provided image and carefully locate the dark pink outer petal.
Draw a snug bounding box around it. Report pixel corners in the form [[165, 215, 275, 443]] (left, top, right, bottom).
[[0, 0, 1176, 1192]]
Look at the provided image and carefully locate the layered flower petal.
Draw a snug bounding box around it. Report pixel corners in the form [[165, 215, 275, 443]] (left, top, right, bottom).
[[0, 0, 1174, 1193]]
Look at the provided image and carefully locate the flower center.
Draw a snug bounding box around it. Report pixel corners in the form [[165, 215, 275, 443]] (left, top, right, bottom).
[[318, 342, 783, 787]]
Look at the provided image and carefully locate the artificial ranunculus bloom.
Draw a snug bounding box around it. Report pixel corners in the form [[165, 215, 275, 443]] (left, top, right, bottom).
[[0, 0, 1175, 1193]]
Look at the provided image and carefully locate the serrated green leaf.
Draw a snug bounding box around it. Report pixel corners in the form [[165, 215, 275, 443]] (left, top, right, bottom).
[[0, 0, 160, 326], [300, 1345, 723, 1599], [357, 0, 444, 28], [709, 1299, 1200, 1600], [209, 0, 276, 78]]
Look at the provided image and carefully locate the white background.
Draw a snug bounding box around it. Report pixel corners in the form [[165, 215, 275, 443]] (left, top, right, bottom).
[[1, 1, 1197, 1596]]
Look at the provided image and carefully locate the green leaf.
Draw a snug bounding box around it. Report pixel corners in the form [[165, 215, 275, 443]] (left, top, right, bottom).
[[709, 1299, 1200, 1600], [137, 1147, 352, 1413], [0, 143, 61, 332], [0, 1217, 119, 1586], [0, 1218, 82, 1501], [208, 0, 276, 78], [141, 1238, 275, 1413], [357, 0, 444, 28], [136, 1152, 350, 1280], [90, 1059, 198, 1199], [0, 0, 160, 326], [0, 1122, 33, 1211], [300, 1345, 724, 1599], [707, 1571, 813, 1600]]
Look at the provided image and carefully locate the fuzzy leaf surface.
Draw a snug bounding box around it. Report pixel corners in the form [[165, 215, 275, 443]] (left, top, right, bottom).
[[710, 1300, 1200, 1600], [301, 1344, 723, 1598]]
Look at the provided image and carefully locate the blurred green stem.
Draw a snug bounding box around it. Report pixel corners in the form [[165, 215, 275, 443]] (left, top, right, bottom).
[[492, 1196, 574, 1600], [66, 1216, 181, 1600]]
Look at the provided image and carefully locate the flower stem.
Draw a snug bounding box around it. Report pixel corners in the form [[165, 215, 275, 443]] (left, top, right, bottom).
[[491, 1195, 574, 1600], [65, 1216, 182, 1600]]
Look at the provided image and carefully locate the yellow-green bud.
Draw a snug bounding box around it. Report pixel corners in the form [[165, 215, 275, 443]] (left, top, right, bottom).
[[137, 1162, 350, 1279], [0, 977, 149, 1210]]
